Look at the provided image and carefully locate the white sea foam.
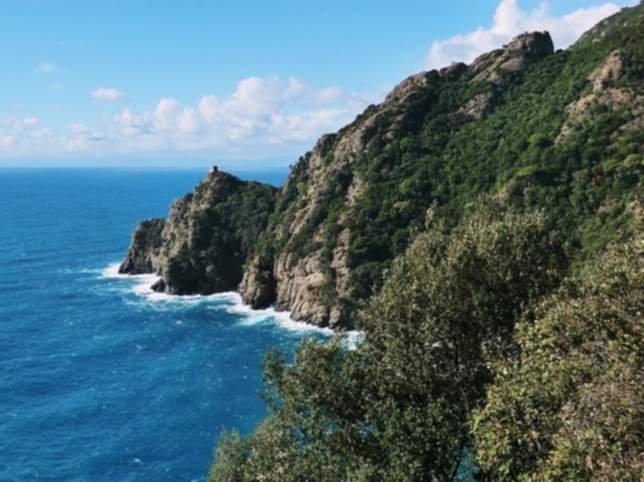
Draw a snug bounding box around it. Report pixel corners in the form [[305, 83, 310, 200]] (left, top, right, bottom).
[[101, 261, 339, 337], [101, 262, 165, 300], [342, 330, 365, 350], [224, 293, 334, 336], [101, 262, 237, 304], [100, 262, 129, 279]]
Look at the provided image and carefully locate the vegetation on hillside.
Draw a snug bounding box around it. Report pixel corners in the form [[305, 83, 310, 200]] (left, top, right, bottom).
[[206, 5, 643, 480], [208, 199, 642, 481], [473, 207, 644, 480], [251, 3, 642, 320]]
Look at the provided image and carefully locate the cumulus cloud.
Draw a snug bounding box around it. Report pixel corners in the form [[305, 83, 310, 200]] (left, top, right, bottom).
[[106, 76, 377, 153], [90, 87, 126, 102], [0, 75, 379, 159], [0, 117, 56, 155], [0, 116, 106, 157], [426, 0, 630, 69], [35, 63, 57, 73], [64, 123, 104, 152]]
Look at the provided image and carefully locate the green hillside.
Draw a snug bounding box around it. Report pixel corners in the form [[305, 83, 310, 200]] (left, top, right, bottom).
[[243, 3, 642, 328], [205, 4, 643, 481]]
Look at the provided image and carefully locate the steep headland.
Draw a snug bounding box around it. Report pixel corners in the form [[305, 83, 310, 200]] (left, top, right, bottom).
[[121, 3, 642, 330], [120, 167, 278, 295]]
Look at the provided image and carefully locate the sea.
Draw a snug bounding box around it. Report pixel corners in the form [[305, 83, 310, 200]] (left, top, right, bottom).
[[0, 168, 333, 482]]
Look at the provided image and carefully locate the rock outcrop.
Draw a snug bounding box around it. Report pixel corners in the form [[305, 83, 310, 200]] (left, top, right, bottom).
[[119, 218, 165, 274], [120, 167, 278, 295], [458, 92, 495, 120], [557, 50, 643, 143], [238, 253, 276, 309], [239, 68, 447, 328], [237, 31, 556, 328], [468, 31, 554, 85], [458, 31, 554, 120]]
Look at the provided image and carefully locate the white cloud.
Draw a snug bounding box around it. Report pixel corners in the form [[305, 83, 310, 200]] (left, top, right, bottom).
[[64, 123, 104, 151], [112, 109, 150, 137], [426, 0, 631, 69], [153, 98, 179, 129], [0, 75, 376, 159], [104, 76, 378, 154], [90, 87, 126, 102], [0, 116, 105, 157], [177, 106, 201, 135], [22, 117, 40, 127], [35, 63, 57, 74], [0, 117, 56, 155]]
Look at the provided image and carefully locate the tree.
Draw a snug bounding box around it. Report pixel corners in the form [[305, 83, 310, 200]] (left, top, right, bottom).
[[472, 205, 643, 481], [209, 198, 564, 481]]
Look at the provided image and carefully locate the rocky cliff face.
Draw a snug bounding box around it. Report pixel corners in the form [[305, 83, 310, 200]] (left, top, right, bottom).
[[120, 167, 278, 295], [121, 3, 643, 330], [557, 49, 643, 143], [119, 218, 165, 274], [239, 30, 556, 329], [468, 32, 553, 84]]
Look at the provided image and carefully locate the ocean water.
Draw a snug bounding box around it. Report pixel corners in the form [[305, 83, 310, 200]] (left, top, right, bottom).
[[0, 168, 330, 482]]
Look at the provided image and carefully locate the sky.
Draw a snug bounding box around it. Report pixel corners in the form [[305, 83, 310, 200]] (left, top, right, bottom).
[[0, 0, 637, 168]]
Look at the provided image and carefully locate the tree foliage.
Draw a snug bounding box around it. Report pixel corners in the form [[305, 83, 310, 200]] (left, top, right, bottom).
[[472, 206, 644, 481], [209, 199, 566, 481]]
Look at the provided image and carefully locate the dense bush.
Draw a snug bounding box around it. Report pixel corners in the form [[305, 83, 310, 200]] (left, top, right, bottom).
[[472, 208, 643, 481], [209, 200, 642, 482], [208, 200, 566, 481]]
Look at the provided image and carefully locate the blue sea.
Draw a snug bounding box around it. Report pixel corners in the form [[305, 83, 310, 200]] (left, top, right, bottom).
[[0, 168, 331, 482]]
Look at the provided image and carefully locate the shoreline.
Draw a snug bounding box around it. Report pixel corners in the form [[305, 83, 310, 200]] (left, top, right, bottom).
[[100, 262, 363, 340]]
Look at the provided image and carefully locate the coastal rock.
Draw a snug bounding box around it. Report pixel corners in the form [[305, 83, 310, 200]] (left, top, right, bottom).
[[121, 5, 643, 331], [119, 218, 165, 274], [239, 254, 276, 309], [240, 70, 441, 328], [239, 31, 557, 328], [120, 167, 278, 295], [155, 168, 277, 295]]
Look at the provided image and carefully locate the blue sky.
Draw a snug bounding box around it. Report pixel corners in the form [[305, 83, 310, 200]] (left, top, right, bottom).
[[0, 0, 635, 167]]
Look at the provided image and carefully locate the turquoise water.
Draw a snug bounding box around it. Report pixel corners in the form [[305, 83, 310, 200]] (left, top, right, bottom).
[[0, 168, 328, 481]]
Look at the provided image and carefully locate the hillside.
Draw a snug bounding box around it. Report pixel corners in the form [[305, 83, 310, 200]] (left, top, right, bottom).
[[205, 6, 643, 481], [121, 3, 642, 330]]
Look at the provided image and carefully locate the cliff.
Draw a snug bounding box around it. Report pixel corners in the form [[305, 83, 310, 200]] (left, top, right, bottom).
[[207, 6, 643, 480], [119, 218, 164, 274], [120, 167, 278, 295], [238, 30, 560, 328], [121, 3, 643, 329]]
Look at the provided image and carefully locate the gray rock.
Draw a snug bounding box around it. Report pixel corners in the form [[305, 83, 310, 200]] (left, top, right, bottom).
[[120, 167, 278, 296], [239, 254, 276, 309], [439, 62, 467, 80], [458, 92, 495, 120], [556, 50, 642, 143], [469, 31, 554, 85], [119, 218, 165, 274]]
